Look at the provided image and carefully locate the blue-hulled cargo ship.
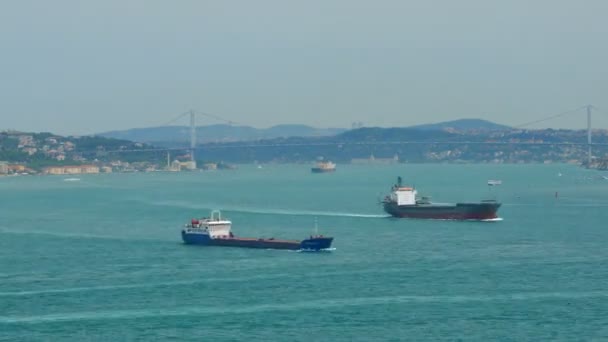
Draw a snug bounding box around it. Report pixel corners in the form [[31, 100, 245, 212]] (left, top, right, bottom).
[[181, 210, 333, 251]]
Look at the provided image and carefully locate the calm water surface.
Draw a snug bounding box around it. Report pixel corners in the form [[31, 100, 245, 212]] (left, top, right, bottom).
[[1, 164, 607, 341]]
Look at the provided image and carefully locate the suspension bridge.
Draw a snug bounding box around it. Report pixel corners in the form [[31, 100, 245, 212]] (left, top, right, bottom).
[[103, 105, 608, 165]]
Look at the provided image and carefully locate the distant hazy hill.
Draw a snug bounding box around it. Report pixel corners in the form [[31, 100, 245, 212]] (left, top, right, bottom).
[[409, 119, 511, 131], [99, 124, 346, 143], [98, 119, 510, 144]]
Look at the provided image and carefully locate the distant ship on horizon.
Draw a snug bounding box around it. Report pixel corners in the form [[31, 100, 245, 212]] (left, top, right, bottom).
[[311, 160, 336, 173]]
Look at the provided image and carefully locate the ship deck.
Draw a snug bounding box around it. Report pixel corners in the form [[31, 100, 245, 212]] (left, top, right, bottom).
[[209, 236, 303, 250], [216, 236, 301, 244]]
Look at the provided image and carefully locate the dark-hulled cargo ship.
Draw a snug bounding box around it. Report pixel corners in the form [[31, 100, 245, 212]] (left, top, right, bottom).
[[181, 210, 333, 251], [382, 177, 501, 220]]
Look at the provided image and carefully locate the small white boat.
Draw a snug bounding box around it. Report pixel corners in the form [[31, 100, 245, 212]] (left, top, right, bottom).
[[63, 178, 81, 182], [487, 180, 502, 186]]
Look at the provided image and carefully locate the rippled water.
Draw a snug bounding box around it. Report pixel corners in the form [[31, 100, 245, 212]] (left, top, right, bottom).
[[1, 164, 607, 341]]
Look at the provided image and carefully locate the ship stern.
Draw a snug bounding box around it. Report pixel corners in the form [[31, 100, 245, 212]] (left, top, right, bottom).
[[299, 237, 333, 251]]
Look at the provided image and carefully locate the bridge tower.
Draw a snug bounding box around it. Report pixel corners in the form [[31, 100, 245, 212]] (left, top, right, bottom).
[[188, 110, 196, 170], [587, 105, 592, 166], [190, 110, 197, 168]]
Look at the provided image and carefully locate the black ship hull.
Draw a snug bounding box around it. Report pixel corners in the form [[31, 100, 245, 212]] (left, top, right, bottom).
[[311, 168, 336, 173], [383, 201, 501, 220]]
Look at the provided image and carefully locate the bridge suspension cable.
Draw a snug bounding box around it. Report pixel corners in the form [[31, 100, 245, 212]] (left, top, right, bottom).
[[196, 111, 241, 125], [160, 111, 191, 127], [514, 106, 588, 128], [591, 106, 608, 118], [158, 110, 242, 126]]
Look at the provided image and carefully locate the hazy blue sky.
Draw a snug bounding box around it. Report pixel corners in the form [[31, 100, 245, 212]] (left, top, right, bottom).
[[1, 0, 607, 135]]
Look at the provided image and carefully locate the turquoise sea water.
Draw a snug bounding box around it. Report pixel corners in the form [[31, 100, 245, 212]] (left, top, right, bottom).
[[1, 164, 607, 341]]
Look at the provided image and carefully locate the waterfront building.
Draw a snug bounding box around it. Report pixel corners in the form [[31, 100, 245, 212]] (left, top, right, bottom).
[[0, 161, 8, 174]]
